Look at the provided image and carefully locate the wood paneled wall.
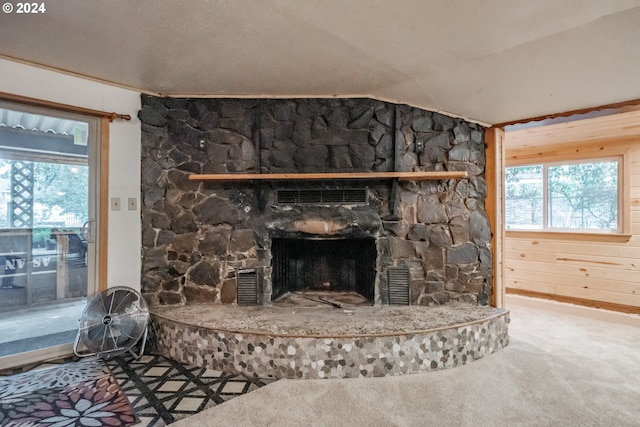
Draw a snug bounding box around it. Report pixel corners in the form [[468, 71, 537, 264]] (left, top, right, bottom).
[[504, 111, 640, 314]]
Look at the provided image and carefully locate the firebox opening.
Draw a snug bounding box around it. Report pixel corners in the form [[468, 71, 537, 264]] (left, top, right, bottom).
[[271, 237, 376, 303]]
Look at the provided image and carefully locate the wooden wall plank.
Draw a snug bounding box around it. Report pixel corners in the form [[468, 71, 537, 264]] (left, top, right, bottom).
[[507, 140, 634, 166], [506, 258, 639, 284], [505, 274, 640, 295], [506, 288, 640, 314], [504, 249, 640, 271], [505, 239, 640, 259], [505, 279, 640, 307], [505, 266, 640, 290], [505, 112, 640, 312], [506, 110, 640, 150]]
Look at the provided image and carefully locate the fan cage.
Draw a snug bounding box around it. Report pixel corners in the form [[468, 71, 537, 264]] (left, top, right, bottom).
[[74, 286, 150, 360]]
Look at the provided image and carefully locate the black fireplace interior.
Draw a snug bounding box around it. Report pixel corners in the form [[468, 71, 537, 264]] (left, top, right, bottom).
[[271, 238, 376, 302]]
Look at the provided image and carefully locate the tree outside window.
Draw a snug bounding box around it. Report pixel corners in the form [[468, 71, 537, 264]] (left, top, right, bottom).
[[505, 160, 619, 231], [505, 165, 543, 229], [0, 159, 88, 229]]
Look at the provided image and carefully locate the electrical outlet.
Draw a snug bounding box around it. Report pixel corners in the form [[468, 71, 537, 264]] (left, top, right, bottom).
[[111, 197, 121, 211], [127, 197, 137, 211]]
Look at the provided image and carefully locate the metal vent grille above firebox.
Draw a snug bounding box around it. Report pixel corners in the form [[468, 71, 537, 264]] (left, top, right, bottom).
[[277, 189, 367, 205]]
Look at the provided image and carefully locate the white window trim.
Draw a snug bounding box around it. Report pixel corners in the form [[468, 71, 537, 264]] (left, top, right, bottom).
[[505, 154, 630, 237]]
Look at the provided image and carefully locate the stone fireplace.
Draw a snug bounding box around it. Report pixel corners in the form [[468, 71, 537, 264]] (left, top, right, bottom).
[[139, 96, 510, 379], [139, 96, 492, 308]]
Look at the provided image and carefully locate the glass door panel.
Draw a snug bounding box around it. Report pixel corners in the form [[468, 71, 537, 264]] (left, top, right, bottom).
[[0, 104, 97, 360]]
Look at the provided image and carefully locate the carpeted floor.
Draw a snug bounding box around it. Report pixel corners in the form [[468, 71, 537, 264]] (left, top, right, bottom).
[[0, 359, 137, 426], [172, 297, 640, 427], [2, 297, 638, 426]]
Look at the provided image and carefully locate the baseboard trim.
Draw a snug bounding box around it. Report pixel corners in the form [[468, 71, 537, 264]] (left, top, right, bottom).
[[506, 288, 640, 315]]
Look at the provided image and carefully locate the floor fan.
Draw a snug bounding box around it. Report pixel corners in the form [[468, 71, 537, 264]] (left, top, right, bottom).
[[73, 286, 149, 360]]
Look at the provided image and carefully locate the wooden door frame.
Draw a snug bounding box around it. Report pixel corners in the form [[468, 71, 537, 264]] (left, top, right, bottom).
[[0, 91, 127, 292], [485, 127, 506, 308], [98, 117, 109, 291]]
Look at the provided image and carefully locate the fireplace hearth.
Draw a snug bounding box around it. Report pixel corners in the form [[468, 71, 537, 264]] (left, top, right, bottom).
[[149, 303, 510, 379]]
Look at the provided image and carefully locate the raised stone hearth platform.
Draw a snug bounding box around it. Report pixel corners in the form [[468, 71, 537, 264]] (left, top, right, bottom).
[[150, 304, 509, 379]]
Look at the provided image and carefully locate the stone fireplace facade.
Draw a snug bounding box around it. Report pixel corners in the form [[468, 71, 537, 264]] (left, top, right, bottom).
[[139, 96, 492, 307]]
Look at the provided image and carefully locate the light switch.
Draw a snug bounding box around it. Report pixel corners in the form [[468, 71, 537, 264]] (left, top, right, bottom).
[[111, 197, 121, 211], [128, 197, 137, 211]]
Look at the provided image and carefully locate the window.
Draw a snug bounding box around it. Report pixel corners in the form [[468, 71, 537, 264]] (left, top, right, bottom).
[[505, 158, 621, 232]]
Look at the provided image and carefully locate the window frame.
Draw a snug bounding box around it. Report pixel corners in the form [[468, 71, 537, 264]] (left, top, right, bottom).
[[505, 150, 630, 238], [0, 94, 110, 292]]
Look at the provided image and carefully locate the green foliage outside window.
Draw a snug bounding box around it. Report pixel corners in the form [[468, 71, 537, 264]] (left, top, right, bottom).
[[506, 160, 618, 231], [33, 161, 89, 224], [505, 165, 543, 229], [0, 159, 88, 229], [547, 162, 617, 229]]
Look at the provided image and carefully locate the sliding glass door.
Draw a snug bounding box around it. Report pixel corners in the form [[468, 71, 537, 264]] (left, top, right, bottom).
[[0, 102, 98, 361]]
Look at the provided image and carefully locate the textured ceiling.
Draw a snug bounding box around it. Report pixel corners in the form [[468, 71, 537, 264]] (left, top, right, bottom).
[[1, 0, 640, 125]]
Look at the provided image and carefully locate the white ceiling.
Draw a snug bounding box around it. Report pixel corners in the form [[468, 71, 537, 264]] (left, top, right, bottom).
[[1, 0, 640, 125]]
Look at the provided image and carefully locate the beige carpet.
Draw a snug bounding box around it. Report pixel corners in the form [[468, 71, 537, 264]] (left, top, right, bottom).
[[173, 296, 640, 426]]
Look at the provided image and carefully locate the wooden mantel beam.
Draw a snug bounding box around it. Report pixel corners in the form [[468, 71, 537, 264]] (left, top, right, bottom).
[[189, 171, 468, 181]]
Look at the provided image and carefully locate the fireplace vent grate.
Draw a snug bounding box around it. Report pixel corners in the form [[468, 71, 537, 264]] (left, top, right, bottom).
[[277, 189, 367, 205], [237, 269, 258, 306], [388, 267, 410, 305]]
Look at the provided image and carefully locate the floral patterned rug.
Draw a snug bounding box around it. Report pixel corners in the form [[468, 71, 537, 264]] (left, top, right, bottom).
[[0, 359, 137, 426]]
